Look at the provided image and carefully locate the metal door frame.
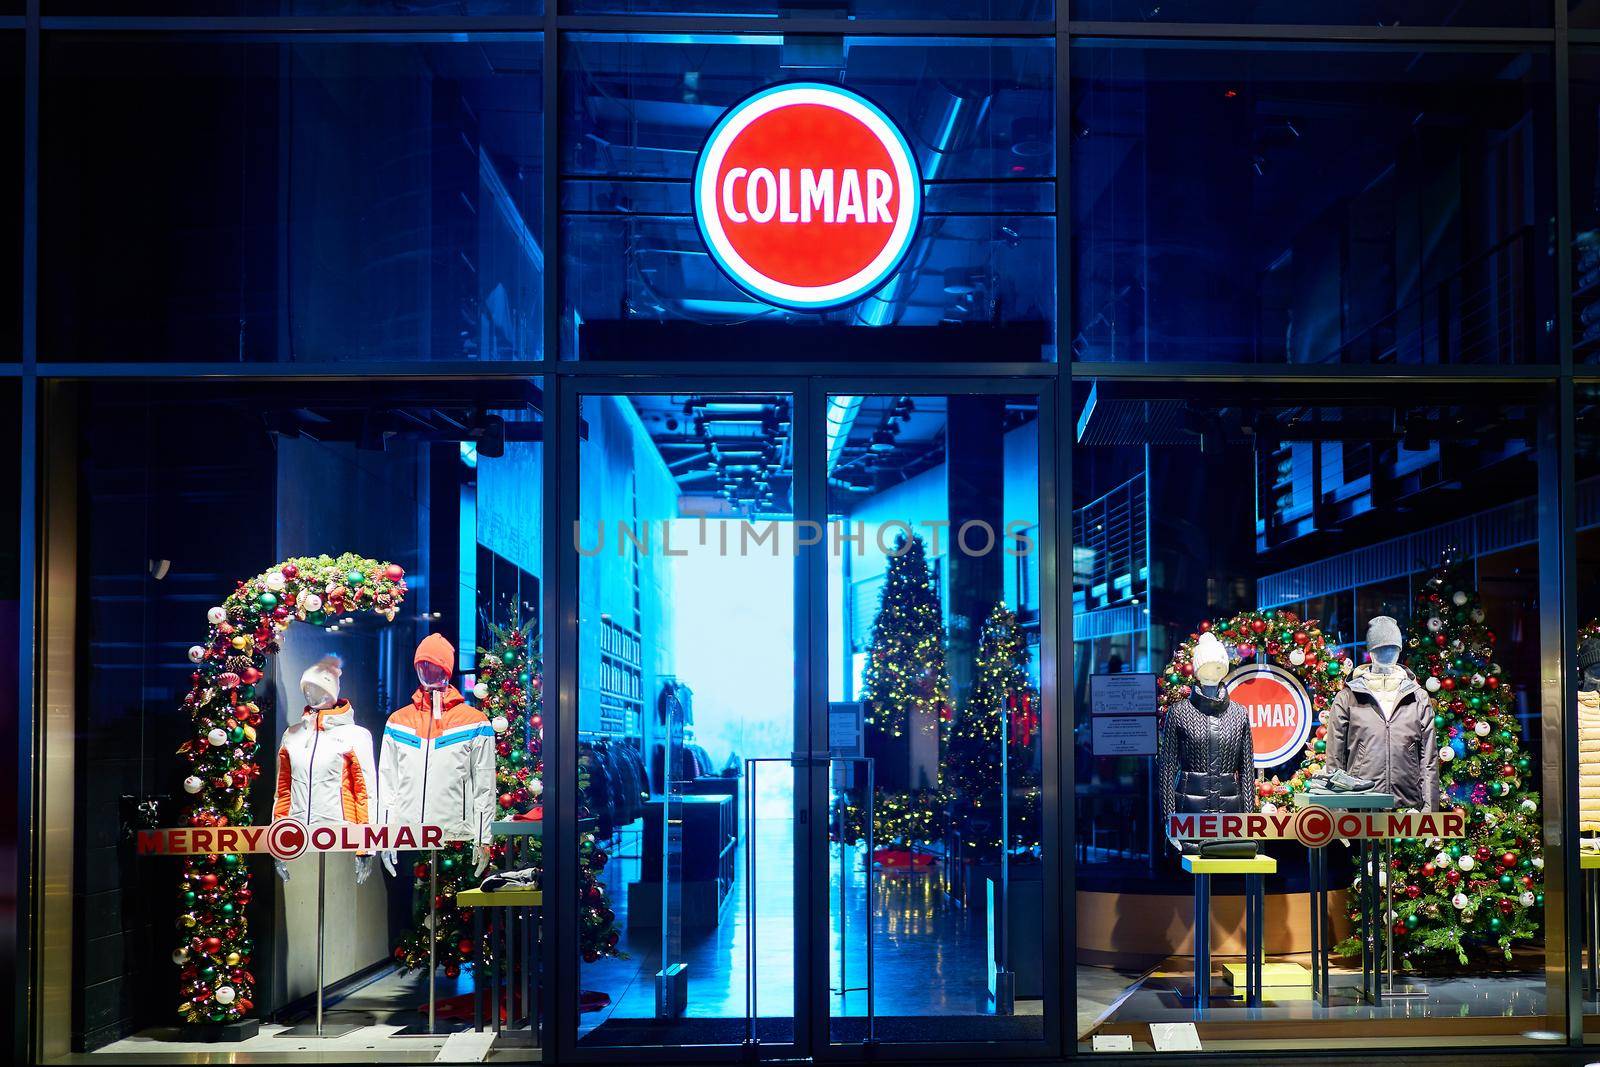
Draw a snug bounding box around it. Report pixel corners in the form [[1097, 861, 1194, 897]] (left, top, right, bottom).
[[803, 375, 1061, 1063], [550, 371, 1060, 1063], [551, 372, 817, 1064]]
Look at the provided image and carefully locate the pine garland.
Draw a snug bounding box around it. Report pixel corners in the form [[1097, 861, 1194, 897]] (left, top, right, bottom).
[[175, 553, 407, 1025]]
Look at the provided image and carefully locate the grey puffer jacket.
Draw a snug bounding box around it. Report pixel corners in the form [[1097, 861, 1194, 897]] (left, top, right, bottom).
[[1323, 664, 1441, 810]]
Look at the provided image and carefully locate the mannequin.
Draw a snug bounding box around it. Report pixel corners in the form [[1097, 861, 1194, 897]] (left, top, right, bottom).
[[377, 634, 495, 877], [1578, 638, 1600, 848], [271, 655, 376, 884], [1159, 632, 1258, 858], [1323, 616, 1439, 810]]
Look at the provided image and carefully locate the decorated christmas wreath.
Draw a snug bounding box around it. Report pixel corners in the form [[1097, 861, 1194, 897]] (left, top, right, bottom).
[[173, 553, 407, 1025], [1157, 608, 1352, 810]]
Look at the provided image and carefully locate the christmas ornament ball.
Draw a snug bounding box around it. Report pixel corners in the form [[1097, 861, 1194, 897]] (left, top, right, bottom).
[[207, 606, 228, 626], [183, 776, 204, 794], [207, 729, 229, 747]]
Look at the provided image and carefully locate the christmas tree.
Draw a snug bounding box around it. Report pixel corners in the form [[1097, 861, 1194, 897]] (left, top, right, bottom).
[[392, 617, 621, 973], [849, 533, 953, 847], [942, 602, 1041, 860], [1346, 563, 1544, 964], [861, 533, 952, 743]]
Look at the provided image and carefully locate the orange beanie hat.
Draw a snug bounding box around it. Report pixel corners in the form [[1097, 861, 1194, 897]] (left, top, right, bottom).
[[414, 633, 456, 676]]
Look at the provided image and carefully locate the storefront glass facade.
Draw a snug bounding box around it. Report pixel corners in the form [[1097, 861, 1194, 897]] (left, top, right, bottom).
[[8, 3, 1600, 1065]]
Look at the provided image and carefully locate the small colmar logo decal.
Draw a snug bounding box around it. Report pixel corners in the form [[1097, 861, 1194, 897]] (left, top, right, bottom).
[[694, 82, 922, 311]]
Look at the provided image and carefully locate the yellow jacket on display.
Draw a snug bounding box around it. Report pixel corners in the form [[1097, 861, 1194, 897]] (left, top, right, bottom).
[[1580, 690, 1600, 833]]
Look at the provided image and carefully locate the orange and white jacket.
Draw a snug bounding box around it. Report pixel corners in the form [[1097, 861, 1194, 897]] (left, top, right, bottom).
[[377, 685, 497, 844], [272, 701, 376, 828]]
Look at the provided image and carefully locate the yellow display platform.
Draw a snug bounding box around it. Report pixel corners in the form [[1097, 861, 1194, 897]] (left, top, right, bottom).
[[1581, 850, 1600, 870], [455, 886, 543, 907], [1221, 961, 1311, 991], [1181, 854, 1279, 875]]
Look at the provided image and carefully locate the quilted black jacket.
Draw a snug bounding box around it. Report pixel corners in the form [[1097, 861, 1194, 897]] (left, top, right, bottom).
[[1158, 686, 1255, 833]]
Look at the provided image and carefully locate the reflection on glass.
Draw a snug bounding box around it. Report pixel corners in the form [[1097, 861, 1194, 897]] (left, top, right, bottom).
[[1073, 378, 1551, 1050], [1071, 41, 1555, 364], [41, 38, 543, 362], [577, 393, 797, 1047], [826, 393, 1045, 1044]]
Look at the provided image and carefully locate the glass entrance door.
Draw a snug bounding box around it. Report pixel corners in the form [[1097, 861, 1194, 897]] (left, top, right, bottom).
[[818, 385, 1053, 1055], [570, 386, 805, 1055], [557, 377, 1054, 1061]]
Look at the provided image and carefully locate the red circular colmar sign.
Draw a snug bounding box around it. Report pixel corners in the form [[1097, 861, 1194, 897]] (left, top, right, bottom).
[[1224, 663, 1314, 769], [694, 82, 923, 311]]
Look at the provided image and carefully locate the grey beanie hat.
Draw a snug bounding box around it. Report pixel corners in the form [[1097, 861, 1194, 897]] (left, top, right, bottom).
[[1367, 615, 1403, 650], [1579, 638, 1600, 672]]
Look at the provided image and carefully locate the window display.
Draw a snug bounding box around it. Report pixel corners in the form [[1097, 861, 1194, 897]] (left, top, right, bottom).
[[1075, 380, 1556, 1052]]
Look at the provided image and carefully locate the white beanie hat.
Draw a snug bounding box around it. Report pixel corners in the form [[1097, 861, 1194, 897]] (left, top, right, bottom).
[[1191, 631, 1229, 680], [300, 654, 343, 705]]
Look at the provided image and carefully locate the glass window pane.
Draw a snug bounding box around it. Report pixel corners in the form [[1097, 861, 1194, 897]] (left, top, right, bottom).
[[40, 37, 544, 363], [2, 33, 17, 358], [50, 0, 537, 15], [1071, 41, 1556, 365], [561, 34, 1056, 360], [58, 378, 545, 1051], [1571, 48, 1600, 366], [1074, 377, 1555, 1050], [562, 0, 1048, 17], [1072, 1, 1548, 26]]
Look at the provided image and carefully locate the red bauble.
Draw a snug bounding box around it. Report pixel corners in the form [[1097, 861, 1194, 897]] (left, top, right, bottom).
[[1250, 619, 1267, 634], [1422, 862, 1437, 877], [444, 964, 460, 979], [413, 862, 429, 878], [1198, 620, 1212, 632], [386, 564, 406, 581], [1502, 765, 1516, 778], [1476, 845, 1491, 862], [458, 939, 474, 956], [1441, 677, 1455, 691], [1499, 899, 1515, 915], [1293, 631, 1310, 646], [1406, 885, 1421, 899], [1393, 921, 1407, 936], [1447, 870, 1461, 886], [281, 563, 299, 579], [203, 937, 223, 953], [1501, 852, 1517, 867]]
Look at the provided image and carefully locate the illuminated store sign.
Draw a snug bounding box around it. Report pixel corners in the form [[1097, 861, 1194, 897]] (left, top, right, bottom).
[[1168, 808, 1466, 848], [1225, 662, 1314, 769], [694, 82, 922, 311]]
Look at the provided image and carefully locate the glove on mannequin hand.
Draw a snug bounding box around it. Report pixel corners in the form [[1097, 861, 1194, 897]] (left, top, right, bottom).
[[274, 859, 291, 883], [472, 844, 492, 877], [381, 850, 398, 878], [355, 855, 375, 885]]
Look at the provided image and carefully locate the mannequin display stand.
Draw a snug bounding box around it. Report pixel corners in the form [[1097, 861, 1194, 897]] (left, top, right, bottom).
[[278, 852, 365, 1039], [1299, 791, 1426, 1003], [393, 850, 469, 1037], [1583, 849, 1600, 996], [1181, 853, 1274, 1011], [458, 885, 542, 1041]]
